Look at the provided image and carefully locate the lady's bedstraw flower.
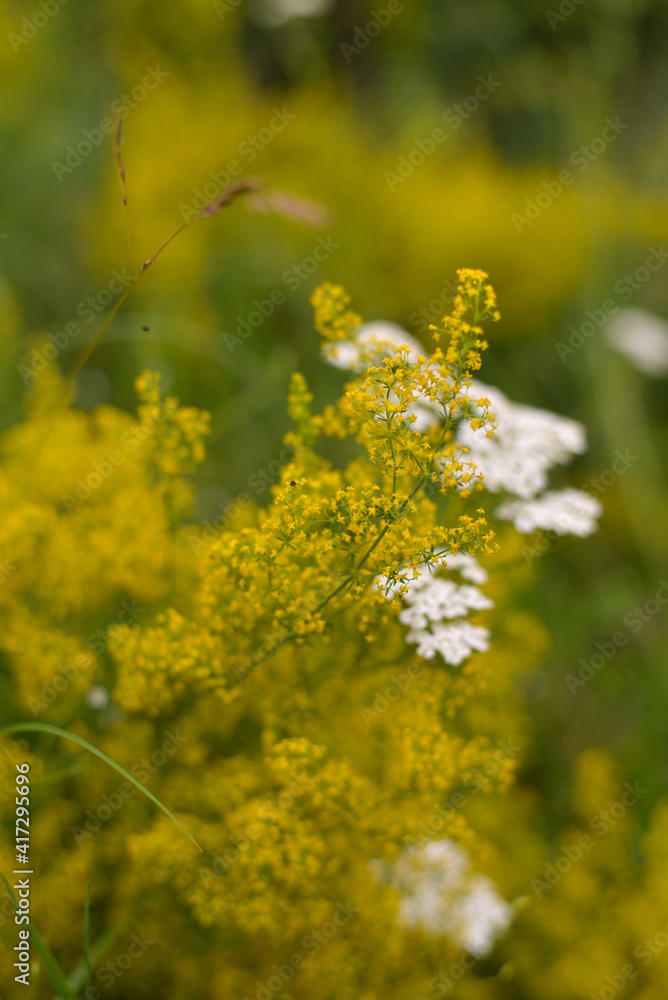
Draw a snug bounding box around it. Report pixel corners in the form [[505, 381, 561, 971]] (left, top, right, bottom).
[[110, 275, 500, 709], [311, 282, 362, 342], [429, 268, 500, 383]]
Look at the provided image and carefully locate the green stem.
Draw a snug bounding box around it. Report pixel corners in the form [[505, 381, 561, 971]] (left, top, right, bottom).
[[312, 423, 452, 617]]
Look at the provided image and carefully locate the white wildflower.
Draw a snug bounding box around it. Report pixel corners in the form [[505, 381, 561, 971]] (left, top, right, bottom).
[[321, 320, 424, 371], [407, 620, 491, 666], [458, 380, 587, 500], [398, 578, 494, 630], [495, 488, 602, 536], [443, 552, 488, 585], [605, 307, 668, 377], [375, 564, 493, 667], [85, 685, 110, 710], [374, 839, 513, 958]]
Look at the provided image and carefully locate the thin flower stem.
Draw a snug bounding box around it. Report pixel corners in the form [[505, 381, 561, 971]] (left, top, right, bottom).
[[113, 116, 133, 275], [65, 181, 260, 389], [311, 422, 451, 616]]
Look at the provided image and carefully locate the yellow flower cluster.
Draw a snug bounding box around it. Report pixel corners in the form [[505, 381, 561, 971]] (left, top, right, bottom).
[[3, 274, 668, 1000], [310, 282, 363, 342], [429, 267, 500, 380], [109, 279, 500, 712]]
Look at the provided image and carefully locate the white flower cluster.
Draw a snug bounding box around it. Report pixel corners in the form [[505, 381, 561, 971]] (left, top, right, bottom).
[[459, 380, 602, 536], [325, 315, 602, 666], [371, 838, 513, 958], [495, 488, 603, 537], [407, 620, 491, 666], [376, 557, 492, 667], [460, 380, 586, 499], [398, 566, 493, 666], [605, 307, 668, 377], [322, 321, 423, 371]]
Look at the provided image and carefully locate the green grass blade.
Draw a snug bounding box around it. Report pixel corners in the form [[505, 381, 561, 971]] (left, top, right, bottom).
[[0, 868, 74, 999], [84, 882, 92, 986], [65, 913, 129, 995], [0, 721, 202, 851]]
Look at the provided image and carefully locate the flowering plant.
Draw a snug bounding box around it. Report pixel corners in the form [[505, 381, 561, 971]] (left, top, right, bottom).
[[0, 268, 628, 1000]]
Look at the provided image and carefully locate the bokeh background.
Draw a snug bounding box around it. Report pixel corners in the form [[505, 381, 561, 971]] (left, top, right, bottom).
[[2, 0, 668, 860]]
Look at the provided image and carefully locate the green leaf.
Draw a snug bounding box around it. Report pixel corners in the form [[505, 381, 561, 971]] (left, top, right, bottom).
[[0, 721, 202, 851]]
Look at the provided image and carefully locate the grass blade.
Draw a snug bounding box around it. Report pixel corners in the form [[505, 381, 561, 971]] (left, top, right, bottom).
[[84, 881, 92, 986], [0, 721, 202, 851], [65, 912, 130, 996]]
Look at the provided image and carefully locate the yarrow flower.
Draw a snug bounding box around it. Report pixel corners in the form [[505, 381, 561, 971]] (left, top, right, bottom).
[[495, 488, 602, 537], [372, 838, 513, 957], [2, 232, 646, 1000], [605, 307, 668, 377], [458, 380, 588, 500], [376, 559, 493, 665], [443, 551, 489, 585], [406, 619, 491, 666]]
